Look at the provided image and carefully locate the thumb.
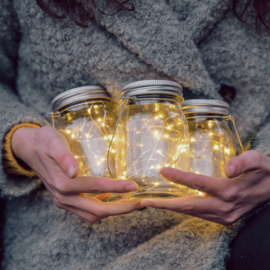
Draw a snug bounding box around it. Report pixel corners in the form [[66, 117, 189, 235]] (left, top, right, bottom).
[[224, 150, 263, 178], [46, 130, 79, 179]]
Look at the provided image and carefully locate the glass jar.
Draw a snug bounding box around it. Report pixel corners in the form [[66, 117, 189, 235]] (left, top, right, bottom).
[[50, 86, 116, 180], [108, 80, 189, 200], [182, 99, 243, 196]]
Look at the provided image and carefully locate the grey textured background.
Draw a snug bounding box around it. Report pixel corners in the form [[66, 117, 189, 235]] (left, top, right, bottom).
[[1, 0, 270, 269]]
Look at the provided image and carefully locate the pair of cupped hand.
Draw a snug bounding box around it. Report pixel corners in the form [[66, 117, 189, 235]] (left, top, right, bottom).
[[12, 126, 270, 225]]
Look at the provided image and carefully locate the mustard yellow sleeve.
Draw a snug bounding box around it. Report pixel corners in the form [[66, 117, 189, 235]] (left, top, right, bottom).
[[3, 123, 40, 177]]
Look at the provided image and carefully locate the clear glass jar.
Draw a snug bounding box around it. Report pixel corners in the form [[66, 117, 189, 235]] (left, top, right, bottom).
[[50, 86, 116, 179], [108, 80, 189, 200], [182, 99, 243, 196]]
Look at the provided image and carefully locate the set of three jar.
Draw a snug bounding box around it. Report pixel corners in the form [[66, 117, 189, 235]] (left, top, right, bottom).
[[51, 80, 243, 200]]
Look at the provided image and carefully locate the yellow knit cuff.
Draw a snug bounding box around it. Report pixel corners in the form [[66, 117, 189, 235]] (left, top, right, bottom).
[[3, 123, 40, 177]]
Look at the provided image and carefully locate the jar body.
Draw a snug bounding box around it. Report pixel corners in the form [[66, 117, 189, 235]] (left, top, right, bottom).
[[186, 116, 236, 195], [51, 100, 116, 178], [112, 96, 189, 200]]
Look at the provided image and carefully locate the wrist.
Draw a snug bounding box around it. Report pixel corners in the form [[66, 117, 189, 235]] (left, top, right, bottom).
[[11, 127, 38, 162]]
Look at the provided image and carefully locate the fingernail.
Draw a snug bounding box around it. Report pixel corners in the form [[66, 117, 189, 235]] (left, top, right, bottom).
[[125, 184, 138, 192], [160, 168, 172, 178], [228, 164, 236, 176], [67, 165, 76, 178]]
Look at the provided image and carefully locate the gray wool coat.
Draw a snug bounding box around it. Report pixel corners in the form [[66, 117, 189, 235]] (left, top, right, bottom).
[[1, 0, 270, 269]]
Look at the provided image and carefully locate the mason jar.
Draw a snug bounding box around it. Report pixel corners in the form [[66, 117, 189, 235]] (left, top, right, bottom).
[[182, 99, 243, 196], [108, 80, 189, 200], [50, 86, 116, 179]]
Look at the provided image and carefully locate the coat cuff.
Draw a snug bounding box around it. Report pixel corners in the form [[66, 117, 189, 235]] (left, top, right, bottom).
[[3, 123, 40, 177]]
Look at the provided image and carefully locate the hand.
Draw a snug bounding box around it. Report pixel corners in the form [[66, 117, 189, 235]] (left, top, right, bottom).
[[140, 150, 270, 225], [12, 126, 140, 223]]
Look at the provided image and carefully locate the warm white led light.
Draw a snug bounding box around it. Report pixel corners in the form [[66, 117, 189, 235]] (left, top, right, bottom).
[[214, 145, 219, 150]]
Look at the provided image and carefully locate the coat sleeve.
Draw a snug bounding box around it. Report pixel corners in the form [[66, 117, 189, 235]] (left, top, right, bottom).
[[0, 0, 48, 198], [95, 0, 220, 99], [251, 120, 270, 156]]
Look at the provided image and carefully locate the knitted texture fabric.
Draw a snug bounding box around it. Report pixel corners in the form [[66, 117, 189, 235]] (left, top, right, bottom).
[[199, 11, 270, 140], [1, 0, 270, 269], [3, 192, 245, 270], [3, 123, 40, 177]]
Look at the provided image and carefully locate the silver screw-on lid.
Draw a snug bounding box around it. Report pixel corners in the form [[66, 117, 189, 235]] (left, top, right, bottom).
[[52, 85, 111, 112], [121, 80, 183, 99], [182, 99, 230, 115]]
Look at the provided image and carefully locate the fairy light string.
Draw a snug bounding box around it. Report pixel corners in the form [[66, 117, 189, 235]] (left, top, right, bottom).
[[52, 101, 116, 178], [185, 115, 243, 197], [107, 96, 189, 197]]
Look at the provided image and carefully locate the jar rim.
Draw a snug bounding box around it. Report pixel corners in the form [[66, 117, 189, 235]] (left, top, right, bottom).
[[52, 85, 111, 112], [121, 80, 183, 99], [182, 99, 230, 115], [120, 94, 184, 105]]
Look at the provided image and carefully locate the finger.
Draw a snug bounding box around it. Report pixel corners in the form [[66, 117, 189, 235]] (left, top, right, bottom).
[[141, 196, 238, 225], [53, 175, 138, 195], [141, 196, 213, 214], [65, 194, 141, 217], [224, 150, 267, 178], [159, 168, 228, 196], [64, 205, 102, 223], [43, 127, 79, 178]]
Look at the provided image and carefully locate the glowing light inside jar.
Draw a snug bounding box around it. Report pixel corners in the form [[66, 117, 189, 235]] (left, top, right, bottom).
[[111, 101, 189, 198], [57, 102, 116, 178], [188, 120, 236, 180]]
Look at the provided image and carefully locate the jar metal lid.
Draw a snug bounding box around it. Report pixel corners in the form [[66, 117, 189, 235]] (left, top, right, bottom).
[[182, 99, 230, 115], [52, 85, 111, 112], [121, 80, 183, 99]]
